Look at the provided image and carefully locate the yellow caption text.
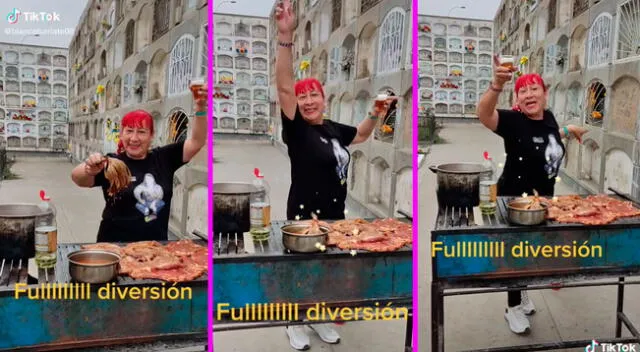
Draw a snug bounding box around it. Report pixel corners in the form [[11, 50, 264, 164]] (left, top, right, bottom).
[[14, 283, 192, 300], [217, 302, 408, 321], [431, 240, 603, 258]]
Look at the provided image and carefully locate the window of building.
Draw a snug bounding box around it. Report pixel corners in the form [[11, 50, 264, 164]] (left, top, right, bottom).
[[587, 13, 612, 68], [167, 34, 195, 96], [377, 8, 405, 74]]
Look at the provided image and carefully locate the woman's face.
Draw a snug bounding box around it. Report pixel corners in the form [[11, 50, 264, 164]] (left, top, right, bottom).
[[120, 125, 153, 159], [516, 83, 547, 117], [297, 89, 326, 124]]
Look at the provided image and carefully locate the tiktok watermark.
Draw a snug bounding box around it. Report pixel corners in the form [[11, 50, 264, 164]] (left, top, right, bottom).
[[6, 8, 61, 24], [586, 340, 640, 352]]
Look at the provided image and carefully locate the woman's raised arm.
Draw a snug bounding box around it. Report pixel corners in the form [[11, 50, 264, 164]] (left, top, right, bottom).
[[274, 0, 297, 120]]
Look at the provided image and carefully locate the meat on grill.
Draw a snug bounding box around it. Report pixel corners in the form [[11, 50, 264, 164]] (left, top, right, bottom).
[[319, 218, 412, 252], [93, 240, 207, 282], [544, 194, 640, 225]]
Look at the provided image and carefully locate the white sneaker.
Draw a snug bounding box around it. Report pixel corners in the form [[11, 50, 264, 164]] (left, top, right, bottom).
[[309, 323, 341, 344], [285, 326, 310, 350], [504, 307, 531, 334], [518, 291, 536, 315]]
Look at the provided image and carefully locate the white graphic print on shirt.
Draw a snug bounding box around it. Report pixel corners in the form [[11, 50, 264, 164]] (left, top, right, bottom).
[[330, 138, 350, 185], [134, 173, 166, 221], [544, 134, 563, 179]]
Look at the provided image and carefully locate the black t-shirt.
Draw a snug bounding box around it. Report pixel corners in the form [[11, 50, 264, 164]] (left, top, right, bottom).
[[494, 109, 565, 197], [93, 141, 186, 242], [281, 107, 357, 221]]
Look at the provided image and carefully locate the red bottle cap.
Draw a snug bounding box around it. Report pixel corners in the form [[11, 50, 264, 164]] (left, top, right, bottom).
[[254, 168, 264, 178], [39, 190, 50, 201]]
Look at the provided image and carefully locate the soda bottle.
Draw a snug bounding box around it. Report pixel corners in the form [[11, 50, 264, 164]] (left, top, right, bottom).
[[35, 190, 57, 269], [479, 151, 497, 214]]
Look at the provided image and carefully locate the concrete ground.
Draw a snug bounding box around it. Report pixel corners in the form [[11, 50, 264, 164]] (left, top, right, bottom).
[[419, 121, 640, 351], [212, 137, 410, 351], [0, 157, 104, 243]]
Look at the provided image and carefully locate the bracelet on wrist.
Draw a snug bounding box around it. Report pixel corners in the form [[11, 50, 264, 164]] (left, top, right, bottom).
[[278, 41, 294, 48], [563, 126, 570, 138], [368, 113, 378, 120], [489, 82, 503, 92], [195, 111, 206, 117]]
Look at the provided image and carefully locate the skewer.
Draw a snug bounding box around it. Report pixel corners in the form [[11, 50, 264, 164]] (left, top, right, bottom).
[[0, 259, 4, 278], [234, 233, 238, 254], [217, 233, 222, 255]]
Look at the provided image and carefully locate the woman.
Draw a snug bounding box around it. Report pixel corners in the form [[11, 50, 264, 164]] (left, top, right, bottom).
[[71, 87, 207, 243], [476, 56, 587, 335], [274, 0, 395, 349]]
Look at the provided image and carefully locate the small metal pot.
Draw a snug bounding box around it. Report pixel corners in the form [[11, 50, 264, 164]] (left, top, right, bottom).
[[68, 250, 120, 284], [507, 199, 548, 226], [429, 163, 491, 208], [281, 224, 329, 253]]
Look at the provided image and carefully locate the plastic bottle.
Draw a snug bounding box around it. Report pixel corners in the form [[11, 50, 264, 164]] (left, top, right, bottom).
[[250, 168, 271, 231], [35, 190, 57, 269], [479, 151, 497, 214]]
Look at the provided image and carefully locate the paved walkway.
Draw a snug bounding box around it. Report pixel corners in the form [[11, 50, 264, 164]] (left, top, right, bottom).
[[419, 121, 640, 351], [0, 157, 104, 243]]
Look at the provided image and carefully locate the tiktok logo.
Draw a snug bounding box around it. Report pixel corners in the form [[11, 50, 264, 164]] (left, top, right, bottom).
[[6, 8, 20, 24], [586, 340, 600, 352]]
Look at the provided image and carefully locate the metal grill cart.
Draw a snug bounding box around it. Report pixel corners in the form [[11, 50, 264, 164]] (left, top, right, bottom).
[[214, 219, 414, 351], [0, 242, 207, 351], [431, 195, 640, 351]]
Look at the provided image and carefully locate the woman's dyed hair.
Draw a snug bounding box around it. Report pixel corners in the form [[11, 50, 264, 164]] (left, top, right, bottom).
[[294, 78, 325, 98], [117, 110, 154, 154], [514, 73, 547, 95]]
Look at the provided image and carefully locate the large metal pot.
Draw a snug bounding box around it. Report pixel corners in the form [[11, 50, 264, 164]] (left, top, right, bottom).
[[213, 183, 259, 235], [68, 250, 120, 284], [281, 224, 329, 253], [0, 204, 51, 259], [429, 163, 490, 208]]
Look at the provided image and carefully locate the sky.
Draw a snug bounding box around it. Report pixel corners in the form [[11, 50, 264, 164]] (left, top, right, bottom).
[[0, 0, 88, 48], [214, 0, 276, 17], [419, 0, 501, 20]]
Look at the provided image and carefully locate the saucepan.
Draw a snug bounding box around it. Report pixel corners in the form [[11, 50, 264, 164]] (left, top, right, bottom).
[[281, 224, 330, 253], [506, 199, 548, 226], [68, 249, 121, 284]]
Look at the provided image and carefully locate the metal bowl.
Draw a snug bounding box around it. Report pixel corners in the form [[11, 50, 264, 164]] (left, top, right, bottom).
[[507, 199, 548, 226], [68, 250, 121, 284], [281, 224, 329, 253]]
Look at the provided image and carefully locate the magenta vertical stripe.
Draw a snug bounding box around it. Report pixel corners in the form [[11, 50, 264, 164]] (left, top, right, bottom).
[[411, 0, 419, 349], [207, 1, 214, 351]]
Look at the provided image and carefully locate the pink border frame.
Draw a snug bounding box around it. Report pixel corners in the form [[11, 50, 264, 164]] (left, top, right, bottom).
[[207, 0, 214, 350], [411, 0, 419, 349], [207, 2, 421, 350]]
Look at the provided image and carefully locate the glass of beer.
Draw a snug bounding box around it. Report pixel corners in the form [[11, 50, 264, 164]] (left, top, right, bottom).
[[189, 77, 206, 98], [499, 55, 515, 69], [375, 94, 388, 110]]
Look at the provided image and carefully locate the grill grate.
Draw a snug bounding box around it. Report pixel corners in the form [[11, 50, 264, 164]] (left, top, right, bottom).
[[434, 195, 640, 233], [0, 258, 29, 288], [1, 241, 208, 291], [214, 219, 413, 259], [436, 205, 501, 229]]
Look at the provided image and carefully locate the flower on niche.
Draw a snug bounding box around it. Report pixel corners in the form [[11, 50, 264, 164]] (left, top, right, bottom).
[[299, 59, 310, 71], [96, 85, 105, 95], [520, 56, 529, 65]]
